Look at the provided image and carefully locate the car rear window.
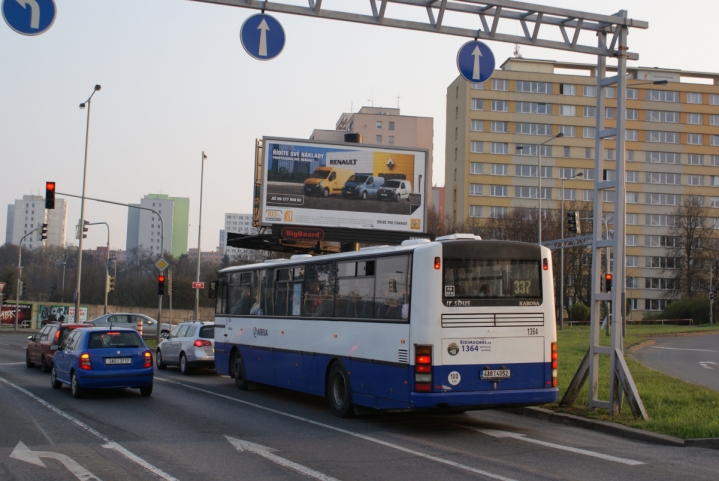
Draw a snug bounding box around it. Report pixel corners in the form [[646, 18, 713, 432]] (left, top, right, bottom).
[[58, 328, 74, 345], [88, 331, 142, 349], [199, 326, 214, 339]]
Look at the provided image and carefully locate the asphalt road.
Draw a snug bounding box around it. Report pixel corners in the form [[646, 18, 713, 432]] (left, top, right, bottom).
[[2, 331, 719, 481], [631, 333, 719, 392]]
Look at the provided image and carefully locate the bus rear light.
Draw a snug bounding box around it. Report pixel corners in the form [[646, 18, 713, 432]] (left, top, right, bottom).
[[551, 342, 557, 386], [415, 345, 433, 392], [543, 258, 549, 271], [80, 353, 92, 370], [434, 257, 441, 270], [143, 351, 153, 368]]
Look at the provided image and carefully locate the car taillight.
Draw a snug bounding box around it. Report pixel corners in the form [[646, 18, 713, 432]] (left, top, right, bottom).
[[551, 342, 558, 387], [415, 345, 433, 392], [80, 353, 92, 370], [143, 351, 153, 368], [194, 340, 212, 347], [54, 330, 61, 343]]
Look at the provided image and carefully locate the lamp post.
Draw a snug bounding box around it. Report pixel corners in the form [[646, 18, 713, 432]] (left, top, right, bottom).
[[60, 261, 67, 303], [195, 151, 207, 320], [75, 84, 101, 320], [87, 222, 110, 314], [710, 259, 719, 325], [559, 172, 583, 329], [516, 132, 563, 244]]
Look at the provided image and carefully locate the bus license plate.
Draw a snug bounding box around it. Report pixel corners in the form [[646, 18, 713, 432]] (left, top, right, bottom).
[[481, 369, 510, 379], [105, 358, 131, 365]]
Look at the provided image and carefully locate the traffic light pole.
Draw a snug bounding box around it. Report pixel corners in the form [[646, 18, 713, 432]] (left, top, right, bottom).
[[15, 226, 40, 331], [87, 222, 110, 314]]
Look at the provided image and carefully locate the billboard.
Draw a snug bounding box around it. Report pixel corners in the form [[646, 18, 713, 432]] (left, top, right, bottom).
[[37, 305, 88, 325], [0, 304, 33, 327], [259, 138, 427, 233]]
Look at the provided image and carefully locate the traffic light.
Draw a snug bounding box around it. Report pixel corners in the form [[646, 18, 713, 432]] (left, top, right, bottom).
[[158, 274, 166, 295], [41, 223, 48, 241], [107, 275, 115, 293], [17, 281, 24, 298], [45, 182, 56, 209], [605, 273, 613, 292], [566, 211, 581, 234], [76, 220, 89, 240]]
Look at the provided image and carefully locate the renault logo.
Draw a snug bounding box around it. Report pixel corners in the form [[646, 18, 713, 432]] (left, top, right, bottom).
[[386, 158, 395, 170]]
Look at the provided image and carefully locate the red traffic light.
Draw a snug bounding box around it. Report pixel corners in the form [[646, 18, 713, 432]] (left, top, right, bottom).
[[46, 182, 56, 191], [158, 275, 166, 282], [605, 273, 612, 281]]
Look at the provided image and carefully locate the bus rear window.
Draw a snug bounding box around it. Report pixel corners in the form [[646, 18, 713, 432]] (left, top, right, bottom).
[[443, 259, 541, 300]]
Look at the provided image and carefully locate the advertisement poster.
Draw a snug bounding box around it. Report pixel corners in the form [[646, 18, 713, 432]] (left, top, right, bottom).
[[260, 138, 427, 233], [0, 304, 33, 327], [67, 307, 88, 324], [37, 305, 87, 326]]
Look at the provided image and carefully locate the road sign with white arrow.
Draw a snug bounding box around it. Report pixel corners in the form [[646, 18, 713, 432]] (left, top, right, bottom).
[[240, 13, 285, 61], [10, 441, 101, 480], [456, 40, 495, 83], [2, 0, 56, 36]]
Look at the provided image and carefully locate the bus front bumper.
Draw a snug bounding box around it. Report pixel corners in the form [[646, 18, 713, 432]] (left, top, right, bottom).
[[409, 388, 558, 409]]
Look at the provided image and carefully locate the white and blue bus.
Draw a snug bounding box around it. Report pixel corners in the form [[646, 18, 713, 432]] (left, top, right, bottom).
[[212, 234, 558, 417]]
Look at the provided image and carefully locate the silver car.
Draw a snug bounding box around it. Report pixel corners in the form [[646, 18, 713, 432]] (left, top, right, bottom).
[[84, 313, 170, 339], [156, 321, 215, 375]]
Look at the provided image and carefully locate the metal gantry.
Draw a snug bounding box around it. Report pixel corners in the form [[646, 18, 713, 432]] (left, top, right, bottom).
[[191, 0, 649, 418]]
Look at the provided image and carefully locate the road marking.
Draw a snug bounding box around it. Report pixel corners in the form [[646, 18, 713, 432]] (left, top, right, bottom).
[[699, 361, 717, 369], [470, 428, 644, 466], [226, 436, 340, 481], [0, 377, 179, 481], [650, 346, 719, 353], [11, 441, 101, 480], [156, 378, 519, 481], [0, 362, 25, 365]]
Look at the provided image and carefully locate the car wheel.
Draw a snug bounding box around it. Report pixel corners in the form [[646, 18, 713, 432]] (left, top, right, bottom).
[[407, 194, 411, 202], [361, 191, 367, 200], [327, 362, 354, 418], [156, 349, 167, 370], [179, 353, 190, 375], [50, 367, 62, 389], [140, 384, 153, 397], [396, 193, 401, 202], [322, 188, 329, 198], [71, 372, 84, 399], [40, 355, 50, 373], [26, 351, 34, 368], [233, 352, 249, 390]]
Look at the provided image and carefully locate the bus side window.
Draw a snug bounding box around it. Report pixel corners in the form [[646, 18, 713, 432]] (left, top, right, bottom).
[[303, 262, 336, 317], [229, 273, 252, 315], [374, 255, 410, 320], [215, 277, 228, 314]]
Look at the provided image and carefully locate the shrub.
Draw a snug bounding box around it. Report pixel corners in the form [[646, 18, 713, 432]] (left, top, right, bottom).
[[569, 302, 590, 321], [658, 296, 709, 324]]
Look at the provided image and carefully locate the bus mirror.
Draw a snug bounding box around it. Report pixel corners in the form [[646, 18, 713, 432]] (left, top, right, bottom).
[[208, 281, 217, 299]]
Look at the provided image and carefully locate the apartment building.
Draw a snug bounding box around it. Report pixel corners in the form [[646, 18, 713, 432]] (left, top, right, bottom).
[[446, 57, 719, 319], [221, 213, 258, 260], [126, 194, 190, 257], [6, 195, 67, 249]]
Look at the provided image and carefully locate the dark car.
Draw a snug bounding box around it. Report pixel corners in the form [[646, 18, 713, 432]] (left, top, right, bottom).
[[26, 323, 86, 372], [50, 327, 154, 398]]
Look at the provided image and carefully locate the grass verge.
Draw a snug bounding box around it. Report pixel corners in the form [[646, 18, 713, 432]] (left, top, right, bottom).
[[553, 323, 719, 439]]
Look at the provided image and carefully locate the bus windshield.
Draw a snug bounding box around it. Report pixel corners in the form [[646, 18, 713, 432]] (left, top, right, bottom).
[[443, 258, 541, 300], [309, 170, 330, 179]]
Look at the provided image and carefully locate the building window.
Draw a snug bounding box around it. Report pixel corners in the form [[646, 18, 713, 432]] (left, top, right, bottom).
[[490, 185, 508, 197], [583, 106, 596, 118], [688, 113, 702, 125], [688, 175, 704, 186], [471, 120, 484, 132], [492, 79, 508, 91], [561, 189, 575, 201], [647, 90, 679, 102], [471, 99, 484, 110], [376, 121, 382, 129], [541, 188, 552, 200], [648, 172, 680, 185], [376, 135, 382, 143], [557, 125, 575, 138], [516, 81, 551, 94], [646, 131, 679, 143], [490, 164, 508, 175], [559, 105, 576, 116], [626, 235, 638, 246], [469, 206, 482, 217], [564, 146, 570, 157], [712, 197, 719, 208], [687, 133, 703, 145], [490, 207, 508, 218], [516, 144, 551, 157], [516, 165, 538, 177], [628, 151, 636, 162], [603, 191, 615, 202], [559, 168, 576, 179], [626, 130, 638, 141], [491, 100, 508, 112], [711, 135, 719, 146], [646, 151, 680, 164], [626, 171, 638, 182], [584, 191, 594, 202], [388, 136, 394, 144], [389, 122, 395, 130], [583, 127, 596, 139], [687, 156, 703, 167], [516, 123, 551, 136], [583, 169, 595, 180], [626, 88, 638, 100], [470, 141, 484, 153], [516, 186, 538, 199], [490, 143, 508, 154], [626, 213, 639, 225], [647, 110, 679, 123], [604, 87, 615, 98], [471, 82, 485, 90], [605, 107, 615, 119], [605, 149, 616, 161], [583, 85, 596, 97], [517, 102, 551, 115], [687, 92, 702, 104], [585, 148, 592, 159], [647, 193, 680, 205], [470, 163, 483, 174], [626, 109, 638, 120], [470, 184, 483, 196], [491, 121, 508, 133], [560, 84, 576, 95], [710, 94, 719, 105]]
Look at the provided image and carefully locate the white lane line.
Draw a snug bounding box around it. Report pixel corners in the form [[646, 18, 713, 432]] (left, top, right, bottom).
[[699, 362, 717, 369], [469, 428, 644, 466], [0, 377, 179, 481], [650, 346, 719, 353], [226, 436, 341, 481], [11, 441, 102, 480], [0, 362, 25, 365], [156, 377, 519, 481]]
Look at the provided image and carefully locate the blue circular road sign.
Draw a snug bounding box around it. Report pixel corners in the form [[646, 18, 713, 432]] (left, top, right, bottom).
[[456, 40, 495, 83], [2, 0, 56, 36], [240, 13, 285, 61]]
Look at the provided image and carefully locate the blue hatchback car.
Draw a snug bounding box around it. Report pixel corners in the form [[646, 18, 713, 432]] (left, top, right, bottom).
[[50, 327, 154, 398]]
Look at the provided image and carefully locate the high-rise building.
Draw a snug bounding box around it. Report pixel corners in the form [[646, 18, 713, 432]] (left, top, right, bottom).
[[311, 106, 434, 197], [445, 57, 719, 319], [5, 195, 67, 249], [126, 194, 190, 257], [222, 213, 258, 259]]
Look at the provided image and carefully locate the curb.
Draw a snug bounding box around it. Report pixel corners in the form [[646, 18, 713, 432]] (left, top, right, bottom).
[[512, 407, 719, 449]]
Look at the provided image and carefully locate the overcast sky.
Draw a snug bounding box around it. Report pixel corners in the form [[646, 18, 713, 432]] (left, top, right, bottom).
[[2, 0, 717, 253]]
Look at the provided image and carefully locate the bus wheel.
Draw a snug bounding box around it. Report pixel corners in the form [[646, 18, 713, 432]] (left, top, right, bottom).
[[233, 352, 248, 390], [327, 362, 354, 418]]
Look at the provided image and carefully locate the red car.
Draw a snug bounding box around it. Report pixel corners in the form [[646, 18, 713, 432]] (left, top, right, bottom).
[[26, 323, 86, 372]]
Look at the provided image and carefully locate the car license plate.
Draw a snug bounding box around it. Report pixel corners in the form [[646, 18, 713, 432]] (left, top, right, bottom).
[[481, 369, 510, 379], [105, 357, 132, 365]]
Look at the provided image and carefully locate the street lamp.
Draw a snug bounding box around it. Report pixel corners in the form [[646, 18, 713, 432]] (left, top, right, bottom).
[[516, 132, 563, 244], [195, 151, 207, 320], [59, 261, 67, 303], [559, 172, 583, 329], [87, 221, 110, 314], [710, 259, 719, 325], [75, 84, 101, 320]]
